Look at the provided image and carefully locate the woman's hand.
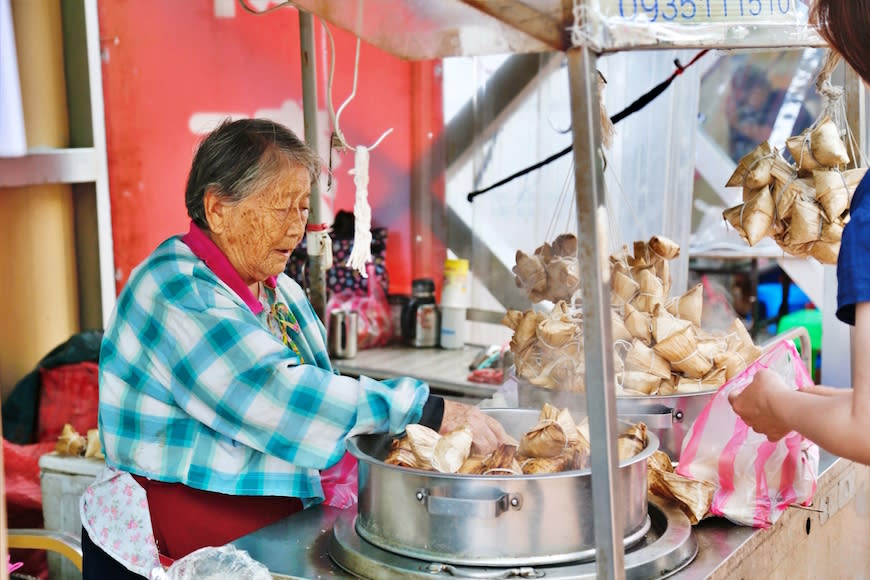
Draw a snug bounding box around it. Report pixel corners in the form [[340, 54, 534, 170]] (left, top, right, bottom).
[[728, 369, 792, 441], [440, 399, 514, 455]]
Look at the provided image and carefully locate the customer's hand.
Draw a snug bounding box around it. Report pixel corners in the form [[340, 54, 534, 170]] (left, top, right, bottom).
[[728, 369, 791, 442], [439, 399, 515, 455]]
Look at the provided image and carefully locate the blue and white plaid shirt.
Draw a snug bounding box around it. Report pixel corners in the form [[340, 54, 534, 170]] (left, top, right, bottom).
[[99, 233, 428, 503]]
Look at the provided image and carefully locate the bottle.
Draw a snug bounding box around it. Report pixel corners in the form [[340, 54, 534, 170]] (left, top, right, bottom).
[[401, 278, 440, 348], [440, 259, 469, 349], [387, 294, 410, 343]]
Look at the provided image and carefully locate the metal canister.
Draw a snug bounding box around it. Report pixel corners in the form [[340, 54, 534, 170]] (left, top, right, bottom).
[[329, 310, 358, 359]]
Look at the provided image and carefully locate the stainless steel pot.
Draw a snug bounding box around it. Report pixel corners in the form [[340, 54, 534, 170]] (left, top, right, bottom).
[[346, 409, 658, 566]]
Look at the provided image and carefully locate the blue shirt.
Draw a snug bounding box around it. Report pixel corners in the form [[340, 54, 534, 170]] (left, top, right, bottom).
[[99, 230, 429, 503], [837, 170, 870, 325]]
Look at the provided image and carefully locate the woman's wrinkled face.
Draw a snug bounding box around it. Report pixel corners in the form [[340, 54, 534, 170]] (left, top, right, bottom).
[[209, 164, 311, 286]]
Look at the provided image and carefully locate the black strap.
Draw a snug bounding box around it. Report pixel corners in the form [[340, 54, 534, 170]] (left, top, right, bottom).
[[418, 395, 445, 431], [467, 50, 710, 203]]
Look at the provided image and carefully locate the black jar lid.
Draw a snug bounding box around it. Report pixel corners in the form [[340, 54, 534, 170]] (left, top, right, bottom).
[[411, 278, 436, 296]]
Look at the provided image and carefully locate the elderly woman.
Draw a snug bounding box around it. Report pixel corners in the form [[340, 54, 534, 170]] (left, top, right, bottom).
[[80, 118, 510, 578]]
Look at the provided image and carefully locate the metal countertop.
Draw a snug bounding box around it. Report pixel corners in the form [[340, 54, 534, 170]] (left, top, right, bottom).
[[332, 344, 501, 400], [233, 454, 840, 579]]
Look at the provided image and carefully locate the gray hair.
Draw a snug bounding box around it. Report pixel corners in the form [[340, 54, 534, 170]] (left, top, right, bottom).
[[185, 118, 321, 229]]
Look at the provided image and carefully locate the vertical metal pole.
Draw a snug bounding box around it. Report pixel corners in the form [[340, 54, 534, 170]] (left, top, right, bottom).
[[566, 46, 625, 578], [83, 0, 116, 325], [299, 11, 326, 321]]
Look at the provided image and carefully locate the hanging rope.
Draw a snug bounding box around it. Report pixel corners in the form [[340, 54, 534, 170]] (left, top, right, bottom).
[[319, 22, 393, 277], [345, 146, 373, 275], [239, 1, 389, 278], [467, 49, 710, 203]]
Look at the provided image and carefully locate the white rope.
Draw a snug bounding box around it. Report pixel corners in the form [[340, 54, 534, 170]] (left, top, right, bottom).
[[569, 1, 597, 48], [320, 23, 393, 277], [346, 146, 373, 276]]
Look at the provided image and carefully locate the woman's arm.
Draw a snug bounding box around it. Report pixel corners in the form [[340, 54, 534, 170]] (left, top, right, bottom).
[[730, 302, 870, 464], [799, 384, 851, 397]]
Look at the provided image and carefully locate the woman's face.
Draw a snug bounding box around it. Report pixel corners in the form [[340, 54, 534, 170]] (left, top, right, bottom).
[[209, 164, 311, 286]]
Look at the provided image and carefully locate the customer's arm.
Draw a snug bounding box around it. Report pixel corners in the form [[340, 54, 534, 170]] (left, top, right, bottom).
[[730, 302, 870, 464]]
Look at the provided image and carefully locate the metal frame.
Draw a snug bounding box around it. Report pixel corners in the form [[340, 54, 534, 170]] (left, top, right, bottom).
[[458, 0, 568, 51], [289, 0, 823, 60], [288, 1, 836, 576], [83, 0, 116, 326], [566, 44, 624, 577], [7, 529, 83, 572], [299, 12, 328, 320]]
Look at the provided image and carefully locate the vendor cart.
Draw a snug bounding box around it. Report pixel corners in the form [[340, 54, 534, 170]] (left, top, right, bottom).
[[278, 2, 841, 577]]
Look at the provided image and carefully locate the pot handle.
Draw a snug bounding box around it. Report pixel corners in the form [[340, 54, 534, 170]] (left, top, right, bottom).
[[618, 403, 676, 429], [416, 490, 522, 518], [426, 563, 544, 578]]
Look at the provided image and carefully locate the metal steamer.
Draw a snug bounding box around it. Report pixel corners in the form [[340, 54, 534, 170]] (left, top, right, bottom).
[[329, 409, 698, 578], [515, 381, 713, 462], [514, 325, 816, 462]]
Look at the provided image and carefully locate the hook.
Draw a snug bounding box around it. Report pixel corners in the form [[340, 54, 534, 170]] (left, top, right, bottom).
[[333, 36, 361, 150], [368, 128, 394, 151], [330, 34, 392, 153]]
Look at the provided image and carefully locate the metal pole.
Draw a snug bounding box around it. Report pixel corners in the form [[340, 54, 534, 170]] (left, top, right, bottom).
[[566, 45, 625, 578], [83, 0, 116, 325], [299, 10, 326, 321]]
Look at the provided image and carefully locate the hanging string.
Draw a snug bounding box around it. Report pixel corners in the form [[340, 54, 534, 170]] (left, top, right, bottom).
[[319, 20, 393, 277], [814, 50, 869, 170], [544, 162, 577, 242], [240, 2, 390, 277], [467, 49, 710, 203]]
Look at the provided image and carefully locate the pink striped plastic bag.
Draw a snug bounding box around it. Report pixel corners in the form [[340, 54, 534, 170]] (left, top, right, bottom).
[[675, 339, 819, 528]]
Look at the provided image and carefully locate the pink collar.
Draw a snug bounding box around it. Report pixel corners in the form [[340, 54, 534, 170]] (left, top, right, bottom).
[[181, 221, 276, 315]]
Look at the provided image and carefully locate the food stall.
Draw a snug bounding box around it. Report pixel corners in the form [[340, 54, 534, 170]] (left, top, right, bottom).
[[228, 1, 870, 578]]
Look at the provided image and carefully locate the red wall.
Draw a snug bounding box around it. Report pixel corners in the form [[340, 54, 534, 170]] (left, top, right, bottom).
[[98, 0, 442, 296]]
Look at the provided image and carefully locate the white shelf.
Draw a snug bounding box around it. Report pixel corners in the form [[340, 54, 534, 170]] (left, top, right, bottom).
[[0, 148, 99, 187]]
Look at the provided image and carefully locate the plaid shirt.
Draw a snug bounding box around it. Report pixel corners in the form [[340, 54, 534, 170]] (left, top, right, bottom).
[[99, 233, 428, 502]]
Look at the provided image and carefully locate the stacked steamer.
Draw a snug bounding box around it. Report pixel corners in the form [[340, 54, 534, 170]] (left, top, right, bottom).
[[507, 234, 762, 396], [723, 117, 866, 263]]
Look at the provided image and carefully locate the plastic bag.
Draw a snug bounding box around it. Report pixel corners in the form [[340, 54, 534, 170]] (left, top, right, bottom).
[[319, 451, 358, 509], [326, 263, 392, 350], [37, 361, 99, 443], [151, 545, 271, 580], [3, 439, 56, 578], [676, 339, 819, 528]]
